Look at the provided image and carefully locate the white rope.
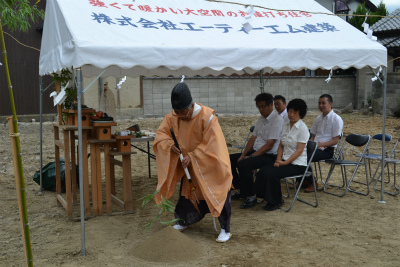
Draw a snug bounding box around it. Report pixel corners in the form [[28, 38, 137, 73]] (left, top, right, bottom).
[[180, 75, 185, 83]]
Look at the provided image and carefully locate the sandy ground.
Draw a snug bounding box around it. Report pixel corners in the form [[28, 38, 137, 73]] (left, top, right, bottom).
[[1, 111, 400, 267]]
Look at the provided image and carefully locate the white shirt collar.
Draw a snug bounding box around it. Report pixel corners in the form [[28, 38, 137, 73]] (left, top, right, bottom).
[[191, 103, 201, 118]]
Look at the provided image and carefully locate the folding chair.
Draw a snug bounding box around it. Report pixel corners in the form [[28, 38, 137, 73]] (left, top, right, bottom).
[[314, 133, 345, 188], [357, 133, 392, 184], [373, 137, 400, 196], [323, 134, 371, 197], [280, 140, 318, 212], [232, 125, 255, 153]]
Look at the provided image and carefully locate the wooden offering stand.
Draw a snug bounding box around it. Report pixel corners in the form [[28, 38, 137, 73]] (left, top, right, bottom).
[[88, 138, 136, 215], [108, 150, 137, 214], [91, 121, 117, 140], [53, 123, 92, 220], [63, 108, 96, 127], [114, 134, 135, 152]]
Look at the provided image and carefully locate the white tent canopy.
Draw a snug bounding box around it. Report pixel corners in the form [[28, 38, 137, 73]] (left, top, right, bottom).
[[39, 0, 387, 77]]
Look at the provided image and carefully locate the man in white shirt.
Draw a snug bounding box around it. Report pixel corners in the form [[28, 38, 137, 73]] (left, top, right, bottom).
[[229, 93, 284, 209], [304, 94, 343, 192], [274, 95, 289, 124]]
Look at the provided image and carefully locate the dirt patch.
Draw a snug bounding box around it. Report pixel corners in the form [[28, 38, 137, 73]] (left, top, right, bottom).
[[131, 226, 204, 263]]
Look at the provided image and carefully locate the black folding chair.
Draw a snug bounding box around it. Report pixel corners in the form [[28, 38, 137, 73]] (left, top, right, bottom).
[[373, 137, 400, 196], [314, 133, 345, 188], [323, 134, 371, 197], [280, 140, 318, 212], [357, 133, 392, 184]]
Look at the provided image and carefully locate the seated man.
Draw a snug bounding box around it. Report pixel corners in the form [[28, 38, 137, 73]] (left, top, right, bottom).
[[304, 93, 343, 192], [229, 93, 284, 209], [273, 95, 289, 124]]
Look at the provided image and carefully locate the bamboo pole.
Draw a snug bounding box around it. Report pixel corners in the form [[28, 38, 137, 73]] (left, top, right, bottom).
[[0, 20, 34, 267]]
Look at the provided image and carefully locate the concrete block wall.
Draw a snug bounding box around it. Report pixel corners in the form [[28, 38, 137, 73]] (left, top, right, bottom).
[[366, 72, 400, 100], [143, 76, 356, 116], [386, 73, 400, 97]]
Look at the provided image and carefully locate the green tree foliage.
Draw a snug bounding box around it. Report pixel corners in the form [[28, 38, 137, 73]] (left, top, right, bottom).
[[0, 0, 44, 32], [370, 2, 389, 25], [348, 2, 388, 31]]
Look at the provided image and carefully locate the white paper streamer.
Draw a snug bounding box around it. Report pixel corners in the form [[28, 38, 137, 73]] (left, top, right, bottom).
[[325, 69, 333, 83], [242, 21, 253, 33], [246, 5, 255, 17], [117, 76, 127, 90], [371, 66, 382, 82], [49, 91, 57, 105], [180, 75, 185, 83], [50, 82, 69, 106], [363, 23, 369, 34], [241, 5, 255, 33], [367, 29, 373, 39], [361, 13, 368, 28]]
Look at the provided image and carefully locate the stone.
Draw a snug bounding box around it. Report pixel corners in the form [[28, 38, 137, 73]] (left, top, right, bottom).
[[371, 97, 400, 116], [360, 107, 373, 116], [340, 103, 353, 114]]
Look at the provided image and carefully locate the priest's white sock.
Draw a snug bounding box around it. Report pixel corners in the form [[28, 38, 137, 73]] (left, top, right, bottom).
[[216, 228, 231, 242], [173, 224, 187, 231]]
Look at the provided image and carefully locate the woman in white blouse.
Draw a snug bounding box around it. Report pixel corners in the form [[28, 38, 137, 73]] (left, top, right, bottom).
[[254, 98, 309, 211]]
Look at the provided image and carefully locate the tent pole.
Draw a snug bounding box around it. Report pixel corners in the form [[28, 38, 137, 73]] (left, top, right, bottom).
[[39, 79, 54, 193], [259, 70, 264, 93], [379, 66, 387, 204], [39, 76, 43, 193], [98, 77, 103, 110], [76, 68, 87, 255]]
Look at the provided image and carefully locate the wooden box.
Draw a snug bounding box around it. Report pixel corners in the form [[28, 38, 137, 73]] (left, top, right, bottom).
[[91, 121, 117, 140], [63, 109, 96, 127], [114, 135, 135, 152]]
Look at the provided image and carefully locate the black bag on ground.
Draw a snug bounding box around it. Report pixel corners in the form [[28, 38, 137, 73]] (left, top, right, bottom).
[[33, 158, 79, 192]]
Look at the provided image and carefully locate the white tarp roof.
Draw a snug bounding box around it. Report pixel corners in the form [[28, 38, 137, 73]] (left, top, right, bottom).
[[39, 0, 387, 77]]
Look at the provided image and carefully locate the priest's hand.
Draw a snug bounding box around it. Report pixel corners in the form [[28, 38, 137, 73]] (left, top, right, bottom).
[[171, 144, 181, 155], [182, 154, 191, 169]]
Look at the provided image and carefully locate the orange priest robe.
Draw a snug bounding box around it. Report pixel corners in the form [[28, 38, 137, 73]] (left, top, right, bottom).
[[153, 104, 232, 218]]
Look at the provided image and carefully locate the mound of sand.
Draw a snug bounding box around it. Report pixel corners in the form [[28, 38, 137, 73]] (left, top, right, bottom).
[[131, 226, 204, 263]]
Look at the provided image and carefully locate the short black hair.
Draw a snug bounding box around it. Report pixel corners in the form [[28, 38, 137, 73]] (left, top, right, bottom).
[[254, 93, 273, 105], [273, 95, 286, 103], [287, 98, 307, 119], [319, 94, 333, 103]]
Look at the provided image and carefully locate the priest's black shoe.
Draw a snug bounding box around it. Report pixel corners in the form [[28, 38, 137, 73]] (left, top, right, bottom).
[[240, 197, 258, 209], [231, 190, 242, 200]]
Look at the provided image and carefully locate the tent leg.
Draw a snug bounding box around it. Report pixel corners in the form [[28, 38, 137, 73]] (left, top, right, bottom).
[[379, 67, 387, 204], [76, 68, 87, 256], [259, 69, 264, 93], [39, 76, 43, 193]]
